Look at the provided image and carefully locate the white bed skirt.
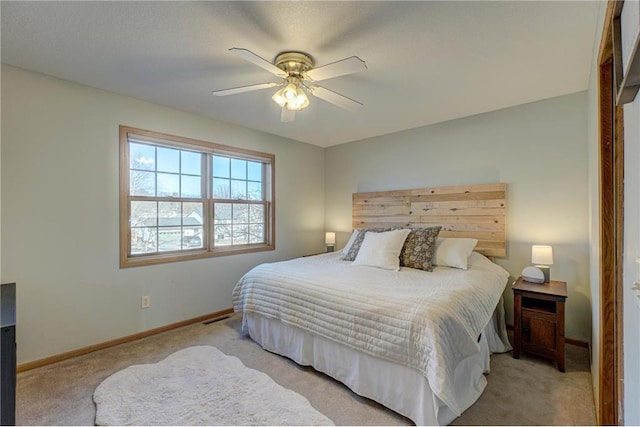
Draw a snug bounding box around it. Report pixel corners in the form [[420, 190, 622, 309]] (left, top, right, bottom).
[[245, 312, 493, 426]]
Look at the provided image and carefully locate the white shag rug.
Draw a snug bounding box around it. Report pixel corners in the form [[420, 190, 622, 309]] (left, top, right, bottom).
[[93, 345, 334, 426]]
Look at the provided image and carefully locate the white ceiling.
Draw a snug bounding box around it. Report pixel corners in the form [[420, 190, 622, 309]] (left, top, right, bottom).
[[1, 1, 599, 147]]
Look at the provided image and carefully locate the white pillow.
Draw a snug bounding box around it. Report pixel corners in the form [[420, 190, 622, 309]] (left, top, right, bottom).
[[352, 229, 411, 271], [341, 229, 360, 255], [434, 238, 478, 270]]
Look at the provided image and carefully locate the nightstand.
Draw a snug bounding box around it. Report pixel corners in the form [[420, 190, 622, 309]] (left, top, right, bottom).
[[512, 277, 568, 372]]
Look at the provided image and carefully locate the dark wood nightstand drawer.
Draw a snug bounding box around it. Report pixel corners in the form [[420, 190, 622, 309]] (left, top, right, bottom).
[[522, 311, 559, 358]]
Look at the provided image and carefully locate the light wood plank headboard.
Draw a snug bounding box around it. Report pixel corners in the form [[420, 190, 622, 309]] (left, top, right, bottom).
[[352, 183, 506, 257]]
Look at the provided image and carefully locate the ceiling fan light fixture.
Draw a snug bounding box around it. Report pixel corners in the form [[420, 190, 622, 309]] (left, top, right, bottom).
[[287, 90, 309, 111], [272, 88, 287, 107], [283, 82, 298, 101], [272, 77, 310, 111]]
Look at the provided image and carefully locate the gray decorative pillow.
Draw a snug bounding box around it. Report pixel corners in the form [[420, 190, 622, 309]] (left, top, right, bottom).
[[342, 227, 404, 261], [399, 227, 442, 272]]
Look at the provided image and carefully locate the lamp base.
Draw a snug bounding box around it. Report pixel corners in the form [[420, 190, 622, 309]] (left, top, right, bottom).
[[536, 265, 550, 283], [326, 245, 334, 253]]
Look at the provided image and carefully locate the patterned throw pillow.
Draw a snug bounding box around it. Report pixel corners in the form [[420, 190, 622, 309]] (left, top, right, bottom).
[[342, 227, 404, 261], [399, 227, 442, 272]]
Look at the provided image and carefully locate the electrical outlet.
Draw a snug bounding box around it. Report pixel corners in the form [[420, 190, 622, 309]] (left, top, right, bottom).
[[141, 295, 151, 309]]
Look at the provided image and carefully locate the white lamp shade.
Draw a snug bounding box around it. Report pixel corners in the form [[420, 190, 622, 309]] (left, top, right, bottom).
[[531, 245, 553, 265], [325, 232, 336, 245]]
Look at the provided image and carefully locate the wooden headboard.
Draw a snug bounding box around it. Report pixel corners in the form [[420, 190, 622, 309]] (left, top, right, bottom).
[[352, 183, 506, 257]]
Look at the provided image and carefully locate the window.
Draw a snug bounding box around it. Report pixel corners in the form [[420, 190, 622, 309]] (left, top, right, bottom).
[[120, 126, 275, 268]]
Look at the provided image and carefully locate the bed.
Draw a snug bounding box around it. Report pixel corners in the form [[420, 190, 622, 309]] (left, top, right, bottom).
[[232, 183, 511, 425]]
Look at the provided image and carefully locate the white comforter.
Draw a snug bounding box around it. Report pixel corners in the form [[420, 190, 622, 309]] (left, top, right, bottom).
[[232, 252, 509, 415]]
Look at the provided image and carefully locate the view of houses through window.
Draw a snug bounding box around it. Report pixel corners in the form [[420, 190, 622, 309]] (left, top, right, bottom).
[[212, 155, 266, 246], [120, 126, 274, 267]]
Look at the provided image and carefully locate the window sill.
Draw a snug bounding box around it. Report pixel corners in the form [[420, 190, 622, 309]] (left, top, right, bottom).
[[120, 243, 275, 268]]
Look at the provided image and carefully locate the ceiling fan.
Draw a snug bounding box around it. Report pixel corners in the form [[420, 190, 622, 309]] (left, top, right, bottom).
[[212, 48, 367, 122]]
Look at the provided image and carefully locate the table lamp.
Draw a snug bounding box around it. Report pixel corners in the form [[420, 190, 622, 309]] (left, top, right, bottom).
[[325, 232, 336, 252], [532, 245, 553, 283]]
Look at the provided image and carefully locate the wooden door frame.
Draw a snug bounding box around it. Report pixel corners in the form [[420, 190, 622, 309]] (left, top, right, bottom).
[[597, 1, 625, 424]]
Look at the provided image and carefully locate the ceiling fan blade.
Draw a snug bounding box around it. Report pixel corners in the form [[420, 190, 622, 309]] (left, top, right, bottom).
[[212, 82, 281, 96], [308, 85, 363, 112], [229, 48, 288, 78], [304, 56, 367, 82], [281, 108, 295, 122]]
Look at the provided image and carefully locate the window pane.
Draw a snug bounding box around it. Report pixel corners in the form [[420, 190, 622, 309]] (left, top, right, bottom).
[[231, 158, 247, 180], [131, 201, 157, 227], [213, 202, 231, 245], [247, 181, 262, 201], [157, 173, 179, 197], [181, 175, 201, 198], [247, 161, 262, 181], [213, 178, 230, 198], [158, 228, 182, 252], [231, 180, 247, 199], [249, 204, 265, 225], [214, 224, 232, 246], [131, 227, 157, 254], [181, 151, 201, 175], [130, 170, 156, 196], [183, 203, 203, 249], [233, 204, 248, 223], [213, 156, 230, 178], [214, 203, 232, 223], [157, 147, 180, 173], [130, 143, 155, 171], [232, 225, 248, 244], [183, 202, 203, 224], [158, 202, 181, 226], [182, 227, 203, 249], [249, 224, 264, 243]]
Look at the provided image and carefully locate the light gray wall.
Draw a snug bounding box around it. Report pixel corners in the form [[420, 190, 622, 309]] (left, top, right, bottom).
[[1, 65, 325, 364], [325, 92, 591, 341]]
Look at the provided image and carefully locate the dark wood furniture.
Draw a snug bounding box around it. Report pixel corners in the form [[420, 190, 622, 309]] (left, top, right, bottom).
[[1, 283, 16, 426], [513, 277, 567, 372]]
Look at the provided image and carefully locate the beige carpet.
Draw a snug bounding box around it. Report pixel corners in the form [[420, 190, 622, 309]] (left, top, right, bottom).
[[17, 314, 596, 426]]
